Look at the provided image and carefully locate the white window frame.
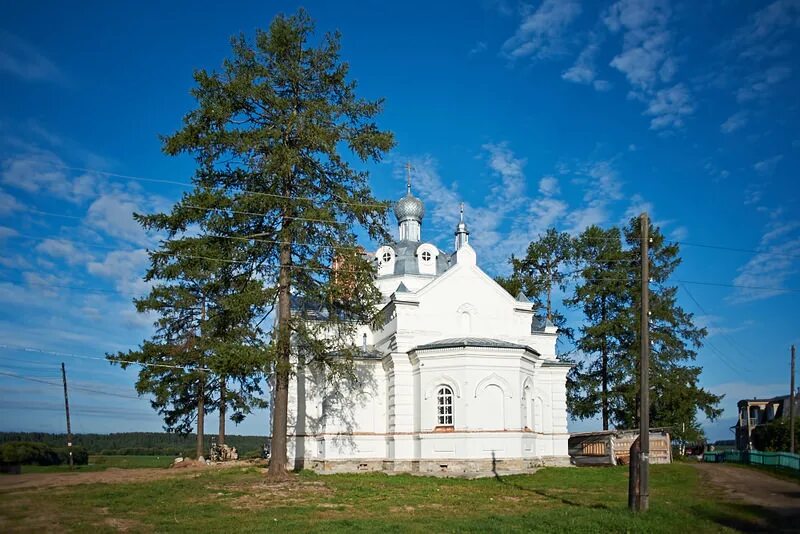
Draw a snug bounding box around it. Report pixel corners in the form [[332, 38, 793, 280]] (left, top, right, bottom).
[[437, 385, 454, 427]]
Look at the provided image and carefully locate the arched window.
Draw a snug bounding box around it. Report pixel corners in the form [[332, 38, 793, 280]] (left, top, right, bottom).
[[437, 385, 454, 426]]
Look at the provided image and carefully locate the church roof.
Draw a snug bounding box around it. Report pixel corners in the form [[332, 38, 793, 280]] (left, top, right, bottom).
[[380, 240, 451, 277], [394, 191, 425, 223], [414, 337, 540, 355]]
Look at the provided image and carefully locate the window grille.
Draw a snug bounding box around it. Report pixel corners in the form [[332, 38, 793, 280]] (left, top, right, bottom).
[[437, 385, 454, 426]]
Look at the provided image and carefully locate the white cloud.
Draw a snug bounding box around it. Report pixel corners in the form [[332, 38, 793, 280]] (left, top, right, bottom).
[[538, 175, 560, 196], [84, 190, 161, 246], [483, 142, 527, 207], [736, 65, 792, 103], [730, 224, 800, 303], [502, 0, 582, 60], [643, 83, 694, 130], [469, 41, 488, 56], [1, 150, 97, 203], [87, 249, 151, 296], [0, 226, 18, 240], [562, 38, 599, 84], [0, 31, 64, 84], [720, 111, 749, 134], [0, 190, 23, 215], [753, 154, 783, 175], [727, 0, 800, 61], [593, 79, 612, 91], [669, 225, 688, 241], [35, 239, 94, 266], [620, 193, 653, 225], [605, 0, 672, 91]]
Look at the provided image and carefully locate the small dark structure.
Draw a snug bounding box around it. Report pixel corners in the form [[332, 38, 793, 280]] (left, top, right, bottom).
[[569, 429, 672, 466]]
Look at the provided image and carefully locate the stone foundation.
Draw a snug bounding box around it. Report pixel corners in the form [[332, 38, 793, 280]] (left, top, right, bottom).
[[302, 456, 571, 477]]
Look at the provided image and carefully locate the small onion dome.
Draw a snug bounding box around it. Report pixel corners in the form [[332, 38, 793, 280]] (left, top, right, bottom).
[[455, 220, 468, 234], [394, 191, 425, 223]]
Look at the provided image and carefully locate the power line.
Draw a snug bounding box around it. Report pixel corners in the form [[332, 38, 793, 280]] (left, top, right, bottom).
[[0, 399, 155, 419], [47, 163, 390, 208], [671, 240, 800, 258], [675, 279, 800, 293], [0, 344, 211, 372], [0, 370, 139, 399], [679, 284, 755, 373]]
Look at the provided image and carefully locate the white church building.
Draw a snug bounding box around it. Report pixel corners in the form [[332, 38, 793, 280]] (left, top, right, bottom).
[[286, 181, 572, 475]]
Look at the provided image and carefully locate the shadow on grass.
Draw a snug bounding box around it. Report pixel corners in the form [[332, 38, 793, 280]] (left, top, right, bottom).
[[490, 452, 610, 510], [692, 502, 796, 533]]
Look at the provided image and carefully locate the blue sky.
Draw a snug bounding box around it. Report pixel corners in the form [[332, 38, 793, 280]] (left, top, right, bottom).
[[0, 0, 798, 441]]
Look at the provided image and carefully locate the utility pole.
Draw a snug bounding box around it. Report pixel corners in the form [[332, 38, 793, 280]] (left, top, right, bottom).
[[635, 212, 650, 512], [196, 297, 206, 461], [791, 345, 796, 454], [61, 362, 74, 469]]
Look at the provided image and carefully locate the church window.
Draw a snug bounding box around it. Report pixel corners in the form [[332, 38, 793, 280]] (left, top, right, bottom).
[[437, 385, 454, 426], [421, 250, 431, 262], [382, 251, 392, 263]]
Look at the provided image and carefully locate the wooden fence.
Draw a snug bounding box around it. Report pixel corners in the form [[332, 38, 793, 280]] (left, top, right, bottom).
[[703, 450, 800, 472]]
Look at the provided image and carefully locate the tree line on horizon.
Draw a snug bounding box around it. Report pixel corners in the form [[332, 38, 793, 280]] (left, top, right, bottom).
[[0, 432, 268, 458]]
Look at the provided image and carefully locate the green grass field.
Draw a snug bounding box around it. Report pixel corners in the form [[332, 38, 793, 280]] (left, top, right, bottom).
[[19, 455, 173, 474], [0, 463, 783, 532]]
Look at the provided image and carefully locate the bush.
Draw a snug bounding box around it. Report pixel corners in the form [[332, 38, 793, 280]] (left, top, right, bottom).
[[55, 446, 89, 465], [752, 417, 800, 451], [0, 442, 61, 465]]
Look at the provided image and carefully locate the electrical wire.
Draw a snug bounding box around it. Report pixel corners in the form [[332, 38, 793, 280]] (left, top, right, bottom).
[[0, 344, 211, 372]]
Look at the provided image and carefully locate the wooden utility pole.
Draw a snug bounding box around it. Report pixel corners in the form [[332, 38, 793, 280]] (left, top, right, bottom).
[[791, 344, 796, 454], [60, 362, 74, 469], [631, 212, 650, 512], [196, 298, 206, 460], [218, 377, 226, 446]]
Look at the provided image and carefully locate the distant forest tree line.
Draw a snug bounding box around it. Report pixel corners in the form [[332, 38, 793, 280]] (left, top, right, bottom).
[[0, 432, 267, 458]]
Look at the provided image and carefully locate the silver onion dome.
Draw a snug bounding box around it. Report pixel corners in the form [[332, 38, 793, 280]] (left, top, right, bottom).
[[394, 190, 425, 223]]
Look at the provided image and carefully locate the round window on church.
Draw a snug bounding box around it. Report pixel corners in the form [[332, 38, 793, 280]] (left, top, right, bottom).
[[382, 251, 392, 263], [421, 251, 431, 262]]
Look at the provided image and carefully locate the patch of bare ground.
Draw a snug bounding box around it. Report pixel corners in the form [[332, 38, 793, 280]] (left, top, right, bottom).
[[694, 462, 800, 532], [0, 460, 259, 492], [224, 477, 333, 511]]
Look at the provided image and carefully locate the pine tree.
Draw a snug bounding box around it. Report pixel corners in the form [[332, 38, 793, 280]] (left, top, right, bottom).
[[160, 10, 394, 478], [110, 224, 270, 458], [495, 228, 575, 349], [565, 220, 721, 439], [566, 225, 629, 430], [616, 218, 722, 437]]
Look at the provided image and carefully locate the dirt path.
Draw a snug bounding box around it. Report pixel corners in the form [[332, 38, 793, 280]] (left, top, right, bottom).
[[693, 462, 800, 531]]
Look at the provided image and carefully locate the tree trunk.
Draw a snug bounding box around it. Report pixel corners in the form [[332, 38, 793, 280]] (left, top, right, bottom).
[[218, 377, 226, 445], [267, 236, 292, 479], [601, 296, 608, 431], [196, 374, 205, 459], [546, 281, 552, 321]]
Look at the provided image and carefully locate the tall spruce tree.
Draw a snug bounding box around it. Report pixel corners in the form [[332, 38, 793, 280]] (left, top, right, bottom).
[[566, 225, 629, 430], [110, 224, 270, 459], [160, 10, 394, 478], [495, 228, 575, 348], [618, 217, 722, 440]]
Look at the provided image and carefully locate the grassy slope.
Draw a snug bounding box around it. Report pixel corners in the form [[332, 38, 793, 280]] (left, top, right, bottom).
[[0, 464, 776, 533]]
